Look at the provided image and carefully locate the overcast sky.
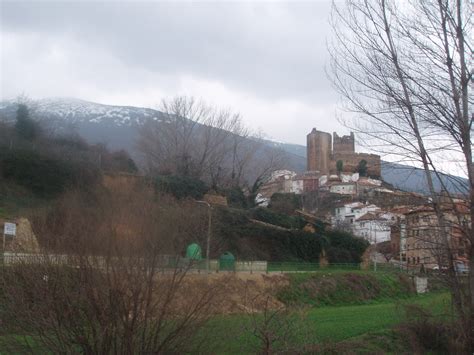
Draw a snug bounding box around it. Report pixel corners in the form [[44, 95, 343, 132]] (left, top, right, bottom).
[[1, 0, 348, 145]]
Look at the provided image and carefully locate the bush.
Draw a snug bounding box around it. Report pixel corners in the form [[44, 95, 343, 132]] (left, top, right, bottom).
[[269, 193, 301, 214], [221, 187, 247, 209], [154, 175, 209, 200], [250, 207, 306, 230], [0, 149, 77, 197], [325, 230, 369, 263], [399, 304, 457, 353], [102, 150, 138, 173]]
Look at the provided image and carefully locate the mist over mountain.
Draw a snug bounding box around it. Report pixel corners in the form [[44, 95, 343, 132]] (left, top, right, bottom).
[[0, 98, 467, 195]]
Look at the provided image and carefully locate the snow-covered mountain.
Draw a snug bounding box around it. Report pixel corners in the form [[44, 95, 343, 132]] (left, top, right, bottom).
[[1, 97, 165, 126], [0, 98, 171, 157], [0, 98, 308, 172], [0, 98, 467, 195]]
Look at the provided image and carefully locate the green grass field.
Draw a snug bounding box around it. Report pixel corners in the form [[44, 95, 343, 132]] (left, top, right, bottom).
[[196, 292, 451, 353], [0, 292, 450, 354], [0, 268, 451, 355]]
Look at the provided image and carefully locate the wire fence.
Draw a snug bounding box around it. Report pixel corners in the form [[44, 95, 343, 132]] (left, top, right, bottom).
[[1, 252, 423, 274]]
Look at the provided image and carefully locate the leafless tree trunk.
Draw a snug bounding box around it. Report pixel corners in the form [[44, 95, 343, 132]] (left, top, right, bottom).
[[330, 0, 472, 347], [1, 184, 223, 353], [137, 96, 286, 190]]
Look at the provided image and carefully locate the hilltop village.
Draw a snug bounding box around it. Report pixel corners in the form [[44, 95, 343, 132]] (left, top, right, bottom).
[[258, 128, 470, 271]]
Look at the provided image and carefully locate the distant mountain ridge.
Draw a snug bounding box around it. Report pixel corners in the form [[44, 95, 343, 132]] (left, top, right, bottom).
[[0, 97, 165, 126], [0, 98, 467, 195]]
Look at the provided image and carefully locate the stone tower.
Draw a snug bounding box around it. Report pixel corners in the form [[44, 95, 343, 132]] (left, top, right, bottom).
[[307, 128, 332, 174], [333, 132, 355, 154]]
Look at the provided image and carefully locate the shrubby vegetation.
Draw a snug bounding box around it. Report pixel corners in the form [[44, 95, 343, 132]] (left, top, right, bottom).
[[2, 185, 220, 353], [0, 148, 77, 197], [0, 105, 138, 200], [250, 207, 306, 230], [213, 207, 368, 263], [220, 186, 248, 209], [268, 192, 302, 215], [154, 175, 209, 200], [325, 230, 369, 264]]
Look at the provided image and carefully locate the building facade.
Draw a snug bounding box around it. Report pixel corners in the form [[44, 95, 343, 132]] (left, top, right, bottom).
[[307, 128, 332, 174], [402, 204, 469, 269], [306, 128, 381, 177]]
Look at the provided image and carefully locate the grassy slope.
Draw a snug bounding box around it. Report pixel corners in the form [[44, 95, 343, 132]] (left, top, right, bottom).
[[277, 270, 417, 307]]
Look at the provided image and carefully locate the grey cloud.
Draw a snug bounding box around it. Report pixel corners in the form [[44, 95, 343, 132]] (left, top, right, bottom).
[[1, 1, 335, 103]]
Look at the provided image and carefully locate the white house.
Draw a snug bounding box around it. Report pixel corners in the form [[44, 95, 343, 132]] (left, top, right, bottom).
[[352, 212, 391, 244], [290, 178, 304, 194], [334, 202, 380, 225], [333, 202, 393, 244]]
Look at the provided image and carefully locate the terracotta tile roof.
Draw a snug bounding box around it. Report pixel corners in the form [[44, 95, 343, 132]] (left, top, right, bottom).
[[405, 202, 469, 215]]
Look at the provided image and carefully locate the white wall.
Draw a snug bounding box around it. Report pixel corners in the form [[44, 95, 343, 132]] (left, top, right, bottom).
[[330, 184, 356, 195], [353, 219, 391, 244]]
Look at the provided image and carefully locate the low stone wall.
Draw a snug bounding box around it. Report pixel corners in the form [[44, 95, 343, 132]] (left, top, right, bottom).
[[235, 261, 267, 272], [330, 152, 381, 177]]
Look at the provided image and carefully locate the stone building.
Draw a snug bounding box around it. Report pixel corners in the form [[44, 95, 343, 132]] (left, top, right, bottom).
[[306, 128, 381, 177], [307, 128, 332, 174], [333, 132, 355, 154], [401, 203, 469, 269]]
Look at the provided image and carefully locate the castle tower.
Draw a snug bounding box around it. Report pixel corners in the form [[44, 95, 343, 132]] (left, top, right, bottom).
[[333, 132, 355, 154], [307, 128, 332, 174]]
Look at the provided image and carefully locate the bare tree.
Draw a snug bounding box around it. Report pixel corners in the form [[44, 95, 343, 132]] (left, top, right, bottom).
[[2, 184, 223, 353], [330, 0, 473, 347], [240, 284, 310, 354], [138, 97, 245, 186], [137, 96, 285, 190]]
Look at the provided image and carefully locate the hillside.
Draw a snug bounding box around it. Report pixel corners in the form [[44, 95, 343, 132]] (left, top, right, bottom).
[[0, 98, 467, 194]]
